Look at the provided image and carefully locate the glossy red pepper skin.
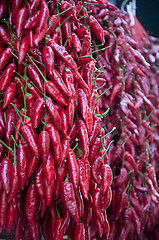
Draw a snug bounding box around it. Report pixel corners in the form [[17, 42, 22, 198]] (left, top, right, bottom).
[[6, 197, 17, 232], [0, 190, 8, 232], [8, 164, 19, 202], [89, 117, 101, 146], [47, 15, 58, 35], [88, 137, 101, 163], [66, 99, 76, 128], [116, 192, 128, 220], [60, 109, 69, 138], [61, 18, 72, 48], [60, 0, 78, 22], [0, 25, 11, 45], [92, 156, 103, 185], [71, 33, 81, 52], [101, 187, 112, 211], [0, 0, 7, 18], [18, 37, 28, 65], [77, 119, 89, 159], [38, 130, 50, 165], [31, 98, 45, 129], [0, 63, 16, 91], [26, 182, 37, 222], [42, 46, 54, 75], [0, 157, 12, 194], [60, 138, 70, 167], [60, 181, 79, 223], [63, 68, 75, 97], [27, 64, 43, 92], [35, 165, 45, 200], [71, 69, 89, 90], [101, 164, 112, 194], [26, 94, 34, 118], [21, 125, 39, 158], [45, 123, 62, 165], [43, 154, 55, 186], [46, 81, 67, 106], [44, 176, 54, 206], [5, 108, 16, 143], [48, 39, 77, 72], [0, 48, 13, 71], [34, 22, 47, 47], [78, 158, 88, 200], [26, 156, 40, 183], [74, 222, 86, 240], [24, 10, 40, 29], [67, 149, 79, 189], [75, 187, 85, 218], [17, 145, 27, 190], [54, 162, 66, 200], [0, 108, 5, 129], [45, 97, 61, 131], [78, 88, 88, 120], [36, 0, 49, 33], [30, 0, 41, 10], [3, 82, 16, 110], [16, 7, 28, 39]]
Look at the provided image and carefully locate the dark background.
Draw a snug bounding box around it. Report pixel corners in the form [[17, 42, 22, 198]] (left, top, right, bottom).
[[116, 0, 159, 37]]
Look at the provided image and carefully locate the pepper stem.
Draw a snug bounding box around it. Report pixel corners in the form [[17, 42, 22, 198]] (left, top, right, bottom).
[[10, 103, 25, 126], [0, 139, 13, 152]]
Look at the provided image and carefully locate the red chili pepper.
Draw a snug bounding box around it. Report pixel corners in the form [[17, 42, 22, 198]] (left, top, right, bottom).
[[24, 10, 40, 29], [92, 157, 103, 186], [11, 0, 23, 23], [26, 182, 37, 222], [63, 68, 75, 97], [43, 154, 55, 186], [44, 176, 54, 206], [42, 46, 54, 75], [92, 212, 103, 237], [60, 0, 79, 22], [51, 28, 60, 44], [21, 124, 39, 158], [48, 39, 77, 72], [71, 33, 81, 53], [131, 207, 141, 235], [54, 218, 63, 240], [60, 181, 79, 222], [101, 164, 112, 194], [25, 93, 34, 118], [16, 7, 28, 39], [77, 119, 89, 160], [88, 137, 101, 163], [0, 157, 12, 194], [3, 82, 16, 110], [116, 191, 128, 220], [0, 0, 7, 18], [28, 84, 43, 100], [60, 109, 69, 138], [45, 81, 67, 106], [27, 64, 44, 92], [34, 22, 47, 47], [6, 197, 17, 232], [38, 130, 50, 165], [54, 162, 66, 200], [66, 99, 76, 128], [67, 148, 79, 189], [28, 47, 43, 63], [75, 187, 85, 218], [147, 164, 158, 190], [14, 210, 24, 240], [24, 28, 33, 48], [17, 144, 27, 190], [35, 165, 45, 200], [30, 0, 41, 10], [0, 190, 8, 232], [70, 69, 89, 90], [74, 222, 86, 240], [0, 142, 4, 159], [18, 37, 29, 65], [0, 25, 11, 45], [36, 0, 49, 33], [85, 106, 93, 136], [5, 108, 16, 143], [47, 15, 58, 36], [0, 63, 16, 91], [78, 88, 88, 120], [0, 108, 5, 129], [45, 123, 62, 165], [27, 156, 40, 183], [101, 187, 112, 211], [61, 18, 72, 48], [89, 117, 101, 146], [8, 164, 19, 202], [113, 167, 127, 188], [110, 83, 122, 105], [78, 158, 88, 200], [31, 98, 45, 129]]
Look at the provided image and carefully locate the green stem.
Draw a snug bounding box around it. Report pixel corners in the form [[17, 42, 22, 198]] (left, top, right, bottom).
[[95, 108, 110, 118], [55, 6, 75, 17], [41, 120, 48, 126], [10, 103, 25, 126], [101, 127, 116, 139], [57, 15, 72, 31], [95, 86, 112, 102], [13, 140, 17, 166], [63, 36, 71, 47], [0, 139, 13, 152], [11, 135, 18, 148], [95, 82, 106, 91], [12, 122, 24, 140]]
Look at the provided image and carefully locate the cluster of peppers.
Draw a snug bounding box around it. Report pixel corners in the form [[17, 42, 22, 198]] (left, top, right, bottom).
[[0, 0, 115, 239], [85, 2, 159, 240]]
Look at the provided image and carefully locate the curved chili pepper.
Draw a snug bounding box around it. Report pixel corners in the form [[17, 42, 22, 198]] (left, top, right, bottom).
[[5, 108, 16, 143], [26, 182, 37, 222], [8, 164, 19, 202], [54, 162, 66, 200], [45, 97, 61, 131], [78, 158, 88, 199], [21, 124, 39, 158], [0, 190, 8, 232], [0, 0, 7, 18], [0, 25, 11, 45], [78, 88, 88, 120], [67, 148, 79, 189], [85, 106, 93, 136], [43, 154, 55, 186], [61, 17, 72, 48], [70, 69, 89, 90], [60, 181, 79, 222], [110, 83, 122, 105], [101, 164, 112, 194], [63, 68, 75, 97], [44, 176, 54, 206], [48, 39, 77, 72], [6, 197, 17, 232], [60, 137, 70, 167], [28, 84, 43, 100], [0, 108, 5, 129], [45, 123, 62, 165], [0, 63, 16, 91], [60, 0, 78, 22], [77, 118, 89, 159], [88, 137, 101, 163], [30, 0, 41, 10], [116, 191, 128, 220], [74, 222, 86, 240], [3, 82, 16, 110], [92, 156, 103, 185], [47, 15, 58, 36], [131, 207, 141, 235], [89, 117, 101, 146], [93, 211, 103, 237], [54, 218, 63, 240], [27, 64, 43, 92], [101, 187, 112, 212], [71, 33, 81, 52], [113, 167, 127, 188], [18, 37, 29, 65], [60, 109, 70, 138], [66, 99, 76, 128], [14, 210, 24, 240], [16, 7, 28, 39], [0, 48, 13, 71], [75, 187, 85, 218], [26, 93, 34, 118], [147, 164, 158, 190], [34, 22, 47, 47], [0, 157, 12, 194], [45, 81, 67, 106], [24, 10, 40, 29], [35, 165, 45, 200], [26, 156, 40, 183], [36, 0, 49, 33], [42, 46, 54, 75], [38, 130, 50, 165], [31, 98, 45, 129], [17, 144, 27, 190]]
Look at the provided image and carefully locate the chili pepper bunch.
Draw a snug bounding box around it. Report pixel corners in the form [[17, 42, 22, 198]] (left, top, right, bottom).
[[85, 2, 159, 240], [0, 0, 114, 239]]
